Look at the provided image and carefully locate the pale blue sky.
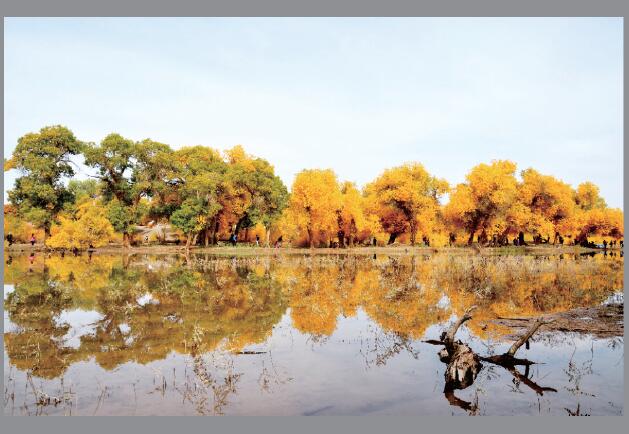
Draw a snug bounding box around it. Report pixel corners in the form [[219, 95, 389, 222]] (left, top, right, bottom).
[[3, 17, 624, 207]]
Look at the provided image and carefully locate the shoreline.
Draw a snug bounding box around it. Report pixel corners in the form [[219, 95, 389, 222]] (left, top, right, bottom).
[[4, 243, 617, 256]]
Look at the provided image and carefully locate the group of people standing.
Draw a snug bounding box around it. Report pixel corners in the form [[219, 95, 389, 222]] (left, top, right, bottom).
[[602, 239, 622, 249]]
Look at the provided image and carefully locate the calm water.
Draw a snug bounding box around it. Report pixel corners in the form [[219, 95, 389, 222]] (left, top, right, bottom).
[[3, 251, 624, 416]]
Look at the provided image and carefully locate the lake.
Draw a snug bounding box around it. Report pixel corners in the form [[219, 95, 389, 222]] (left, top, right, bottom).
[[3, 250, 624, 415]]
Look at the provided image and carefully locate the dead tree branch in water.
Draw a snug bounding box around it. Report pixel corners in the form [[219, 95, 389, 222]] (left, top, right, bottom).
[[437, 306, 483, 390], [481, 317, 554, 366], [426, 308, 557, 411]]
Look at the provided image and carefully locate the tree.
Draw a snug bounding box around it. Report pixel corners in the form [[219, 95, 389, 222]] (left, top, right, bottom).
[[518, 168, 575, 243], [337, 182, 368, 247], [46, 200, 115, 250], [288, 169, 343, 248], [220, 146, 288, 246], [83, 133, 174, 246], [170, 199, 208, 248], [106, 198, 145, 245], [6, 125, 82, 238], [576, 207, 624, 242], [444, 160, 518, 245], [575, 182, 607, 211], [365, 163, 448, 245], [168, 146, 227, 246]]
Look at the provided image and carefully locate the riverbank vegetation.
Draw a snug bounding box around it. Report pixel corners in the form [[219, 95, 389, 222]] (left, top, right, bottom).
[[4, 125, 624, 250]]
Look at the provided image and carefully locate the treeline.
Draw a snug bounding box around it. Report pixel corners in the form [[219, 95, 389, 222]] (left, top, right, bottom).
[[3, 125, 624, 249]]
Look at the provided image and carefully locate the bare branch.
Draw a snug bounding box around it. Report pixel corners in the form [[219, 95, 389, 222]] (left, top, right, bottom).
[[444, 305, 477, 345], [506, 317, 553, 357]]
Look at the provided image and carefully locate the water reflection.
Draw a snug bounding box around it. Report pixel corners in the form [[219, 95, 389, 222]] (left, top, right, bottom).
[[3, 251, 624, 415]]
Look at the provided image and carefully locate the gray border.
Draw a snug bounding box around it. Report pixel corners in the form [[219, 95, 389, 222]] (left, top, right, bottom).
[[0, 0, 626, 432], [0, 0, 627, 16]]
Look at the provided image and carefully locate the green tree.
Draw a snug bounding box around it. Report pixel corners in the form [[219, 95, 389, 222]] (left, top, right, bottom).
[[170, 199, 209, 248], [169, 146, 228, 246], [83, 133, 174, 246], [226, 151, 289, 246], [6, 125, 83, 238]]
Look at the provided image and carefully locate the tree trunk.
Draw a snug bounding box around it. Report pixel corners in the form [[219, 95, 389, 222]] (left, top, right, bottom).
[[338, 230, 346, 248], [265, 227, 271, 247], [307, 227, 314, 248], [212, 220, 219, 244], [123, 233, 130, 248], [185, 233, 193, 249], [409, 221, 417, 246], [467, 230, 475, 246]]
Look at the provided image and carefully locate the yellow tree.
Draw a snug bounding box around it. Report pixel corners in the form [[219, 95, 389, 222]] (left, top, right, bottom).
[[578, 207, 624, 242], [366, 163, 448, 245], [337, 181, 369, 247], [46, 200, 115, 249], [288, 169, 342, 248], [444, 160, 518, 245], [518, 168, 576, 243], [575, 182, 607, 211], [571, 182, 621, 243]]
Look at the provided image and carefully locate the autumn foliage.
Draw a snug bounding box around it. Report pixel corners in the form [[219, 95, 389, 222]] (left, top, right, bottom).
[[4, 125, 624, 249]]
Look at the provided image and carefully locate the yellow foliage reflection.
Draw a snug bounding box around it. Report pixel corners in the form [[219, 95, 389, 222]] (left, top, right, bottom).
[[3, 251, 623, 378]]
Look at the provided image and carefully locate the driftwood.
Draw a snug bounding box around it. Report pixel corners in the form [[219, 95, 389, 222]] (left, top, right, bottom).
[[426, 307, 557, 411], [437, 306, 483, 390], [481, 317, 553, 366]]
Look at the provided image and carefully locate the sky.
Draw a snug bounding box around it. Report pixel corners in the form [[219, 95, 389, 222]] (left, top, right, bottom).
[[3, 17, 624, 208]]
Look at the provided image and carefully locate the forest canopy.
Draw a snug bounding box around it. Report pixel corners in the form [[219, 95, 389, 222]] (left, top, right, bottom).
[[4, 125, 624, 249]]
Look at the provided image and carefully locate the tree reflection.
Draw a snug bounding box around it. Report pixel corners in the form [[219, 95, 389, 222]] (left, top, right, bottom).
[[3, 251, 623, 392]]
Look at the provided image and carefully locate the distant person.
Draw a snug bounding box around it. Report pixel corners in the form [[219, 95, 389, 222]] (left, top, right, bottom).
[[372, 237, 377, 246], [6, 233, 13, 246], [603, 240, 608, 250], [275, 235, 283, 248], [255, 235, 260, 247], [30, 233, 36, 246], [620, 240, 623, 249]]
